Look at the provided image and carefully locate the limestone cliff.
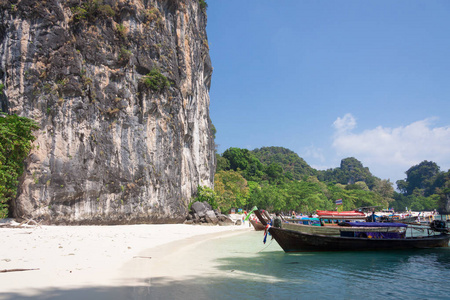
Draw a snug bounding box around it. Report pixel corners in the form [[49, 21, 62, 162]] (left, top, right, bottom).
[[0, 0, 215, 224]]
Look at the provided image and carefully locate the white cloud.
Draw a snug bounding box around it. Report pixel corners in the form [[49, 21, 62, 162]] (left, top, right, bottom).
[[333, 113, 357, 134], [331, 115, 450, 182]]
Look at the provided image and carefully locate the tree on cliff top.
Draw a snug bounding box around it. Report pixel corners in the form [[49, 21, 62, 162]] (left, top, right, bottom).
[[437, 171, 450, 214], [396, 160, 442, 196], [251, 146, 316, 180], [318, 157, 378, 189]]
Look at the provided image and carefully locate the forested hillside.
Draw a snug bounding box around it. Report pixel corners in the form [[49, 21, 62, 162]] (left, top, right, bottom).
[[195, 146, 450, 214], [251, 147, 316, 180]]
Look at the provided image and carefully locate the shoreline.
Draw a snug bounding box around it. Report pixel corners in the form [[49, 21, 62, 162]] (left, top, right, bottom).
[[122, 227, 253, 280], [0, 222, 252, 299]]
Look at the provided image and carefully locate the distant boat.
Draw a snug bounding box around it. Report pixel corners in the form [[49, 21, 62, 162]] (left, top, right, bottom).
[[379, 215, 419, 224]]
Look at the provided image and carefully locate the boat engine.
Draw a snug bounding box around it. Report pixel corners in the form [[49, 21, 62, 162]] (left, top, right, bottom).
[[430, 220, 449, 233]]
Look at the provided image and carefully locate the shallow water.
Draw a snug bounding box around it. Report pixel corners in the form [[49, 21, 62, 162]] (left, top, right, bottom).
[[145, 230, 450, 300]]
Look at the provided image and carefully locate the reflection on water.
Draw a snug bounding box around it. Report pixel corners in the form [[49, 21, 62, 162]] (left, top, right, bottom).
[[146, 230, 450, 300]]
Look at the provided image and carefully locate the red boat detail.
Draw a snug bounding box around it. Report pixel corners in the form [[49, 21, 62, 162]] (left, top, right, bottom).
[[316, 210, 365, 217]]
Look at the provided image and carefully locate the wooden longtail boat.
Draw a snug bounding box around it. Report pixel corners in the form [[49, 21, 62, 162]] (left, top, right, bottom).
[[268, 227, 450, 252], [254, 210, 450, 252], [284, 214, 400, 236]]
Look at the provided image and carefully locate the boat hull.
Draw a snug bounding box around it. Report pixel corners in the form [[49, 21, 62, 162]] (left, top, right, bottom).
[[269, 227, 450, 252], [250, 219, 266, 231]]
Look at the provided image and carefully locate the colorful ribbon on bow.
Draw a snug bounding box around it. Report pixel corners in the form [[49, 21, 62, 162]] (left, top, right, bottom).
[[263, 224, 271, 244]]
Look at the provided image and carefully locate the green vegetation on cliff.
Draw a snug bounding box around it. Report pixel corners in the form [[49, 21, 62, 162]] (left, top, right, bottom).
[[142, 68, 171, 92], [70, 0, 116, 22], [199, 0, 208, 10], [0, 114, 38, 218]]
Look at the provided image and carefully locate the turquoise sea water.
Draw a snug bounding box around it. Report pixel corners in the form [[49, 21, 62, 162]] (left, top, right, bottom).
[[146, 230, 450, 300]]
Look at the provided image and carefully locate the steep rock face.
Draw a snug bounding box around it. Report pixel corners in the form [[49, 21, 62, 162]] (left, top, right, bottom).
[[0, 0, 215, 224]]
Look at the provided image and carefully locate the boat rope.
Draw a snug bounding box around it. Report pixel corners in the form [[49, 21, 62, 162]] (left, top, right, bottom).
[[257, 238, 274, 253]]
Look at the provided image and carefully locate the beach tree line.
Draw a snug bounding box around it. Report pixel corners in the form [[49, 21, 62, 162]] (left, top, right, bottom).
[[194, 146, 450, 214]]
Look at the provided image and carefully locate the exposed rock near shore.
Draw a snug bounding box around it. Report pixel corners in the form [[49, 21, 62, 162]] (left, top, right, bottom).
[[185, 201, 236, 226], [0, 0, 214, 224]]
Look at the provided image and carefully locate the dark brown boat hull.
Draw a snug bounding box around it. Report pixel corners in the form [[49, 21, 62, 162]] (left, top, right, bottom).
[[250, 219, 266, 231], [269, 227, 450, 252]]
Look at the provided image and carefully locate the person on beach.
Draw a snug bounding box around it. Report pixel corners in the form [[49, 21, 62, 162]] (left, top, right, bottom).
[[369, 211, 376, 222], [274, 213, 282, 228]]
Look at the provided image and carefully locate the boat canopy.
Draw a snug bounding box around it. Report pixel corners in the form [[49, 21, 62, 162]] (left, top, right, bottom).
[[290, 217, 321, 226], [345, 222, 407, 228], [298, 217, 320, 221], [319, 215, 366, 220], [316, 210, 366, 220]]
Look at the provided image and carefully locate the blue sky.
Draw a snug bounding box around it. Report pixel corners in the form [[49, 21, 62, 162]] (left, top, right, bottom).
[[206, 0, 450, 184]]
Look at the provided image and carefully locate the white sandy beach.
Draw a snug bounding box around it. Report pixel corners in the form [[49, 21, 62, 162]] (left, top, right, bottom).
[[0, 221, 251, 299]]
